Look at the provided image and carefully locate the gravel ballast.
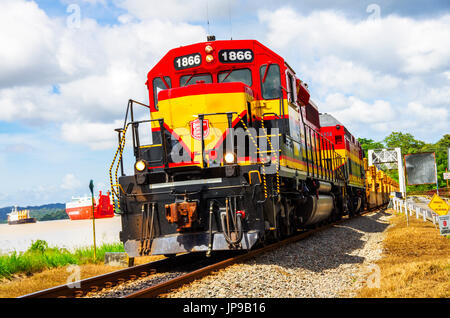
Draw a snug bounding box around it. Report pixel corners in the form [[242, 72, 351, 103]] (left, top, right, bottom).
[[84, 211, 392, 298], [162, 211, 393, 298]]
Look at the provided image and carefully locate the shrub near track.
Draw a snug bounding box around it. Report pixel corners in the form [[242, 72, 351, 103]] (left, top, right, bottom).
[[0, 240, 125, 280], [357, 211, 450, 298]]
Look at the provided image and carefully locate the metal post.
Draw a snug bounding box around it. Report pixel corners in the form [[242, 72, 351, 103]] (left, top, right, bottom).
[[199, 114, 206, 168], [226, 112, 234, 163], [117, 129, 125, 176], [446, 168, 449, 189], [308, 128, 313, 177], [89, 180, 97, 260], [397, 148, 406, 198], [159, 119, 169, 168], [404, 200, 409, 226], [434, 156, 439, 196]]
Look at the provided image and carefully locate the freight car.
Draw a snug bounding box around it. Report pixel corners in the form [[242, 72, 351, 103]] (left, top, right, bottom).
[[110, 38, 397, 258]]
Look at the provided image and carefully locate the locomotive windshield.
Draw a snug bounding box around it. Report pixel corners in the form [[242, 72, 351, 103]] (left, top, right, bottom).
[[180, 73, 213, 86], [152, 76, 171, 105], [260, 64, 281, 99], [218, 69, 252, 86]]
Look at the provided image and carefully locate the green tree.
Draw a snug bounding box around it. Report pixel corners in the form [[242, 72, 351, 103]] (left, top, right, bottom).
[[358, 138, 385, 158], [383, 132, 425, 154]]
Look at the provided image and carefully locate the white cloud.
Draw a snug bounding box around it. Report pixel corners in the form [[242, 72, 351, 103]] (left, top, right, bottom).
[[61, 120, 122, 150], [258, 7, 450, 142], [406, 102, 448, 126], [300, 56, 401, 99], [61, 173, 82, 190], [113, 0, 237, 23], [0, 0, 60, 87], [1, 1, 448, 151], [258, 8, 450, 76], [322, 93, 395, 124], [0, 0, 207, 149]]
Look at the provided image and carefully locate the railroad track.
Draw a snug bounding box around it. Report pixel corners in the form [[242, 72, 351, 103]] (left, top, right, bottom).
[[20, 206, 385, 299], [18, 251, 236, 298]]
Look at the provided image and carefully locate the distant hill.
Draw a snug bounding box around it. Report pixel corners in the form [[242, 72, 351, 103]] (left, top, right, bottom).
[[0, 203, 67, 223]]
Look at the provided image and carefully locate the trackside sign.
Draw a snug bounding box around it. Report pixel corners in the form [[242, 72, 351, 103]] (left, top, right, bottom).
[[428, 194, 449, 216], [438, 215, 450, 236]]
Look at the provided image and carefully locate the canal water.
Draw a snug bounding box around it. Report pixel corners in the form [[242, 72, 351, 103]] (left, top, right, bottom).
[[0, 216, 122, 254]]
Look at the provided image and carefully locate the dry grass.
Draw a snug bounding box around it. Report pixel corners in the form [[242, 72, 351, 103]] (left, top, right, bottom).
[[0, 264, 121, 298], [357, 210, 450, 298], [0, 255, 165, 298]]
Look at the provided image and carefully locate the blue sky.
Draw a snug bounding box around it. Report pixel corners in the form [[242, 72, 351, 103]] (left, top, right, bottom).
[[0, 0, 449, 206]]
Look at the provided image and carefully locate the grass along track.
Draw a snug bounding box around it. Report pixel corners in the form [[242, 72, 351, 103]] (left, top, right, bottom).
[[0, 241, 126, 281], [356, 210, 450, 298], [0, 241, 163, 298]]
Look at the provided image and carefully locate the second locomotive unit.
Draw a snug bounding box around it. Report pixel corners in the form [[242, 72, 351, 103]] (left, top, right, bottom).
[[110, 38, 391, 258]]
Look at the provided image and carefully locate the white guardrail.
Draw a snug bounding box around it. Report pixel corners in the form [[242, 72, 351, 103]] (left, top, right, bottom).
[[391, 197, 440, 225]]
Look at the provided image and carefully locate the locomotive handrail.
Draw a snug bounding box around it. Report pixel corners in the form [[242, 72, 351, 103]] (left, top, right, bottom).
[[195, 111, 238, 117], [115, 99, 153, 175], [121, 99, 150, 130], [261, 112, 281, 119], [125, 118, 169, 165], [278, 86, 287, 134], [110, 100, 168, 213]]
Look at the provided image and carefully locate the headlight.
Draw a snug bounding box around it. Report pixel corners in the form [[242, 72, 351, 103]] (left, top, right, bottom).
[[206, 54, 214, 63], [205, 45, 214, 53], [135, 160, 147, 172], [224, 152, 235, 164]]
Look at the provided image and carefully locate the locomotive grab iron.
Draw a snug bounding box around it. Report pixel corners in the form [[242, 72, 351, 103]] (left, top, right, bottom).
[[109, 38, 398, 258]]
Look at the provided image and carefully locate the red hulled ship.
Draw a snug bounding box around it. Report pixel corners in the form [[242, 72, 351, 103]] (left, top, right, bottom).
[[65, 191, 115, 220]]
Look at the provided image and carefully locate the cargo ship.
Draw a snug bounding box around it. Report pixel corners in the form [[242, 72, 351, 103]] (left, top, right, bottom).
[[7, 206, 37, 225], [65, 191, 115, 220]]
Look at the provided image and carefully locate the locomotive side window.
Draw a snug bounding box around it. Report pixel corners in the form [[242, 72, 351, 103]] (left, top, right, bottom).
[[180, 74, 213, 86], [287, 73, 296, 103], [153, 76, 172, 106], [218, 69, 252, 86], [260, 64, 281, 100]]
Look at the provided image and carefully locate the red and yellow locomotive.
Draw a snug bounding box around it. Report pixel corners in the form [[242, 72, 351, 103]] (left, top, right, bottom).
[[110, 38, 396, 258]]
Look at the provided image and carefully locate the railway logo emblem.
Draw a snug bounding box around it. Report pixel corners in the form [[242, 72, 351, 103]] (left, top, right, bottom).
[[190, 119, 210, 141]]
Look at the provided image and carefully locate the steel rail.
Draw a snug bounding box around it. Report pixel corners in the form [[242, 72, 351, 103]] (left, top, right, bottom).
[[18, 253, 203, 298], [20, 205, 386, 299], [124, 206, 386, 298]]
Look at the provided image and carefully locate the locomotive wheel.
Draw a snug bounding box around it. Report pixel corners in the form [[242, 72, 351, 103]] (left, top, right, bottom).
[[347, 195, 356, 217], [288, 209, 296, 236], [283, 198, 296, 236]]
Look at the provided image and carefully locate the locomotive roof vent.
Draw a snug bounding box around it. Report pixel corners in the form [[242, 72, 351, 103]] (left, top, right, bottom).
[[207, 35, 216, 41]]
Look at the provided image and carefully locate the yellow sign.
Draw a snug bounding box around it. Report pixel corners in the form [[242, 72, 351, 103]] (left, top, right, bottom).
[[428, 194, 449, 216]]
